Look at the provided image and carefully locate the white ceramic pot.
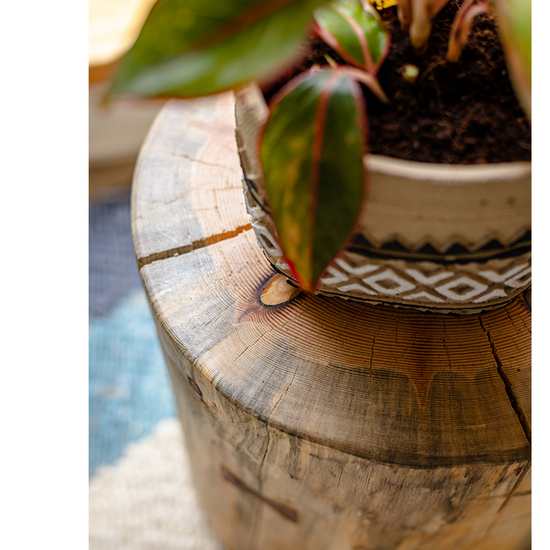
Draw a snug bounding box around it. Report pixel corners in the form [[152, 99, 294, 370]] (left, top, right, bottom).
[[235, 84, 531, 314]]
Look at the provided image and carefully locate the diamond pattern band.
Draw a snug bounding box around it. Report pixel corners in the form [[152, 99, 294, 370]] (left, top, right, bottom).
[[243, 179, 531, 314]]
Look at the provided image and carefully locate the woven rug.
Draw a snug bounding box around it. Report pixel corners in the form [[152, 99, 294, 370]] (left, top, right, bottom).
[[89, 190, 224, 549]]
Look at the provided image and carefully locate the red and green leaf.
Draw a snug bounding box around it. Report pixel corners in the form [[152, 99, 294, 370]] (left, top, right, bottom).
[[260, 68, 368, 291], [109, 0, 328, 98], [313, 0, 390, 74]]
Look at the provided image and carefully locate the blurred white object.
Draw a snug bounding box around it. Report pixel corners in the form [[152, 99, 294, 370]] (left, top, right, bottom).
[[90, 0, 156, 68], [90, 419, 225, 550], [89, 0, 165, 193]]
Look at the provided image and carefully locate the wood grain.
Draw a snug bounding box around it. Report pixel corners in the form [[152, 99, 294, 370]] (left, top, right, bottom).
[[140, 230, 530, 466], [152, 266, 530, 549], [132, 95, 531, 550], [132, 93, 249, 266]]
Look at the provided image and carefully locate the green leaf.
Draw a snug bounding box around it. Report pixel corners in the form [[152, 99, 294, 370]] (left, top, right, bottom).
[[313, 0, 390, 73], [491, 0, 531, 118], [261, 68, 368, 291], [110, 0, 328, 98]]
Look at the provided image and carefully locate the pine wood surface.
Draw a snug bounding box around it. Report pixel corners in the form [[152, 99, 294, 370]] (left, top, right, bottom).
[[132, 94, 531, 550], [132, 94, 250, 267]]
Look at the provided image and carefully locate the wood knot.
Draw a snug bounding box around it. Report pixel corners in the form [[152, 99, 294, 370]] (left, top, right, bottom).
[[260, 274, 300, 306]]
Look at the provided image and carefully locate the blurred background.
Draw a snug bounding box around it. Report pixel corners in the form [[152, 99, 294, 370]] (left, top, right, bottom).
[[89, 1, 223, 547], [89, 0, 159, 200]]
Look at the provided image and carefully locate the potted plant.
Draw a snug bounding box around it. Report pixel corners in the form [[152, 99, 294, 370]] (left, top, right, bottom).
[[109, 0, 531, 314], [109, 3, 531, 549]]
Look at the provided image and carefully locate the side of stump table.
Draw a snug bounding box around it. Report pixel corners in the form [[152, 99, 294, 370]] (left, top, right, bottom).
[[132, 93, 531, 550]]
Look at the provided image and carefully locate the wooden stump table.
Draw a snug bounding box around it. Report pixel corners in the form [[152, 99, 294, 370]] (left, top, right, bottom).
[[132, 93, 531, 550]]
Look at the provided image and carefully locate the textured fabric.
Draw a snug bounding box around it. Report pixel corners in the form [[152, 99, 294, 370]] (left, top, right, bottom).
[[89, 190, 223, 549], [89, 193, 143, 318], [89, 288, 176, 477], [89, 419, 224, 550]]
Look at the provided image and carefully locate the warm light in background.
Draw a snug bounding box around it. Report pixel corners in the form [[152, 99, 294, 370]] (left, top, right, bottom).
[[89, 0, 157, 71], [89, 0, 164, 199]]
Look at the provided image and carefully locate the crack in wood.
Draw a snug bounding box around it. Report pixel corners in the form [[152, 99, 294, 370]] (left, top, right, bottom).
[[259, 309, 307, 425], [270, 363, 300, 419], [136, 224, 252, 268], [172, 151, 241, 173], [369, 325, 381, 376], [479, 318, 531, 445], [240, 310, 306, 543], [521, 289, 531, 312]]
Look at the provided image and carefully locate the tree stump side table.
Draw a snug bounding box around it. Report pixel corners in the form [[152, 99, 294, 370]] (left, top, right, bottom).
[[131, 93, 531, 550]]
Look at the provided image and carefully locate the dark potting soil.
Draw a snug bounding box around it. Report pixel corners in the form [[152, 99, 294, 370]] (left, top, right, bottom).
[[262, 1, 531, 164]]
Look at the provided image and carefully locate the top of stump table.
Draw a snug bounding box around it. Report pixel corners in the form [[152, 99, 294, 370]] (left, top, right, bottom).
[[132, 93, 531, 468]]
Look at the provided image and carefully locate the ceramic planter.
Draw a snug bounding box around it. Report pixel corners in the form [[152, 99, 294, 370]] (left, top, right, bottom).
[[235, 83, 531, 314]]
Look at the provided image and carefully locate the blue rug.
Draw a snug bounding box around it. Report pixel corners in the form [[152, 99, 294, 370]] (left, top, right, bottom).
[[89, 190, 223, 549], [89, 191, 177, 478]]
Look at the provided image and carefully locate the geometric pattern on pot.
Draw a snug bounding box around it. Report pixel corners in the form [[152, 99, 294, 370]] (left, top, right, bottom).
[[243, 180, 531, 314], [322, 258, 531, 303]]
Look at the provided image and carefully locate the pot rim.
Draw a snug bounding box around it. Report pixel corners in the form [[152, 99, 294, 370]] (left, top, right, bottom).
[[236, 82, 532, 175], [365, 153, 531, 184]]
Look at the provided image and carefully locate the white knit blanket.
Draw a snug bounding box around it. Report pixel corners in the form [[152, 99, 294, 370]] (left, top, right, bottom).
[[90, 418, 225, 550]]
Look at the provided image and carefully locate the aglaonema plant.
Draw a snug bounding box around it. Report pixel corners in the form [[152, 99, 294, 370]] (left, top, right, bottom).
[[110, 0, 530, 292], [110, 0, 391, 292], [261, 0, 390, 290], [109, 0, 329, 98]]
